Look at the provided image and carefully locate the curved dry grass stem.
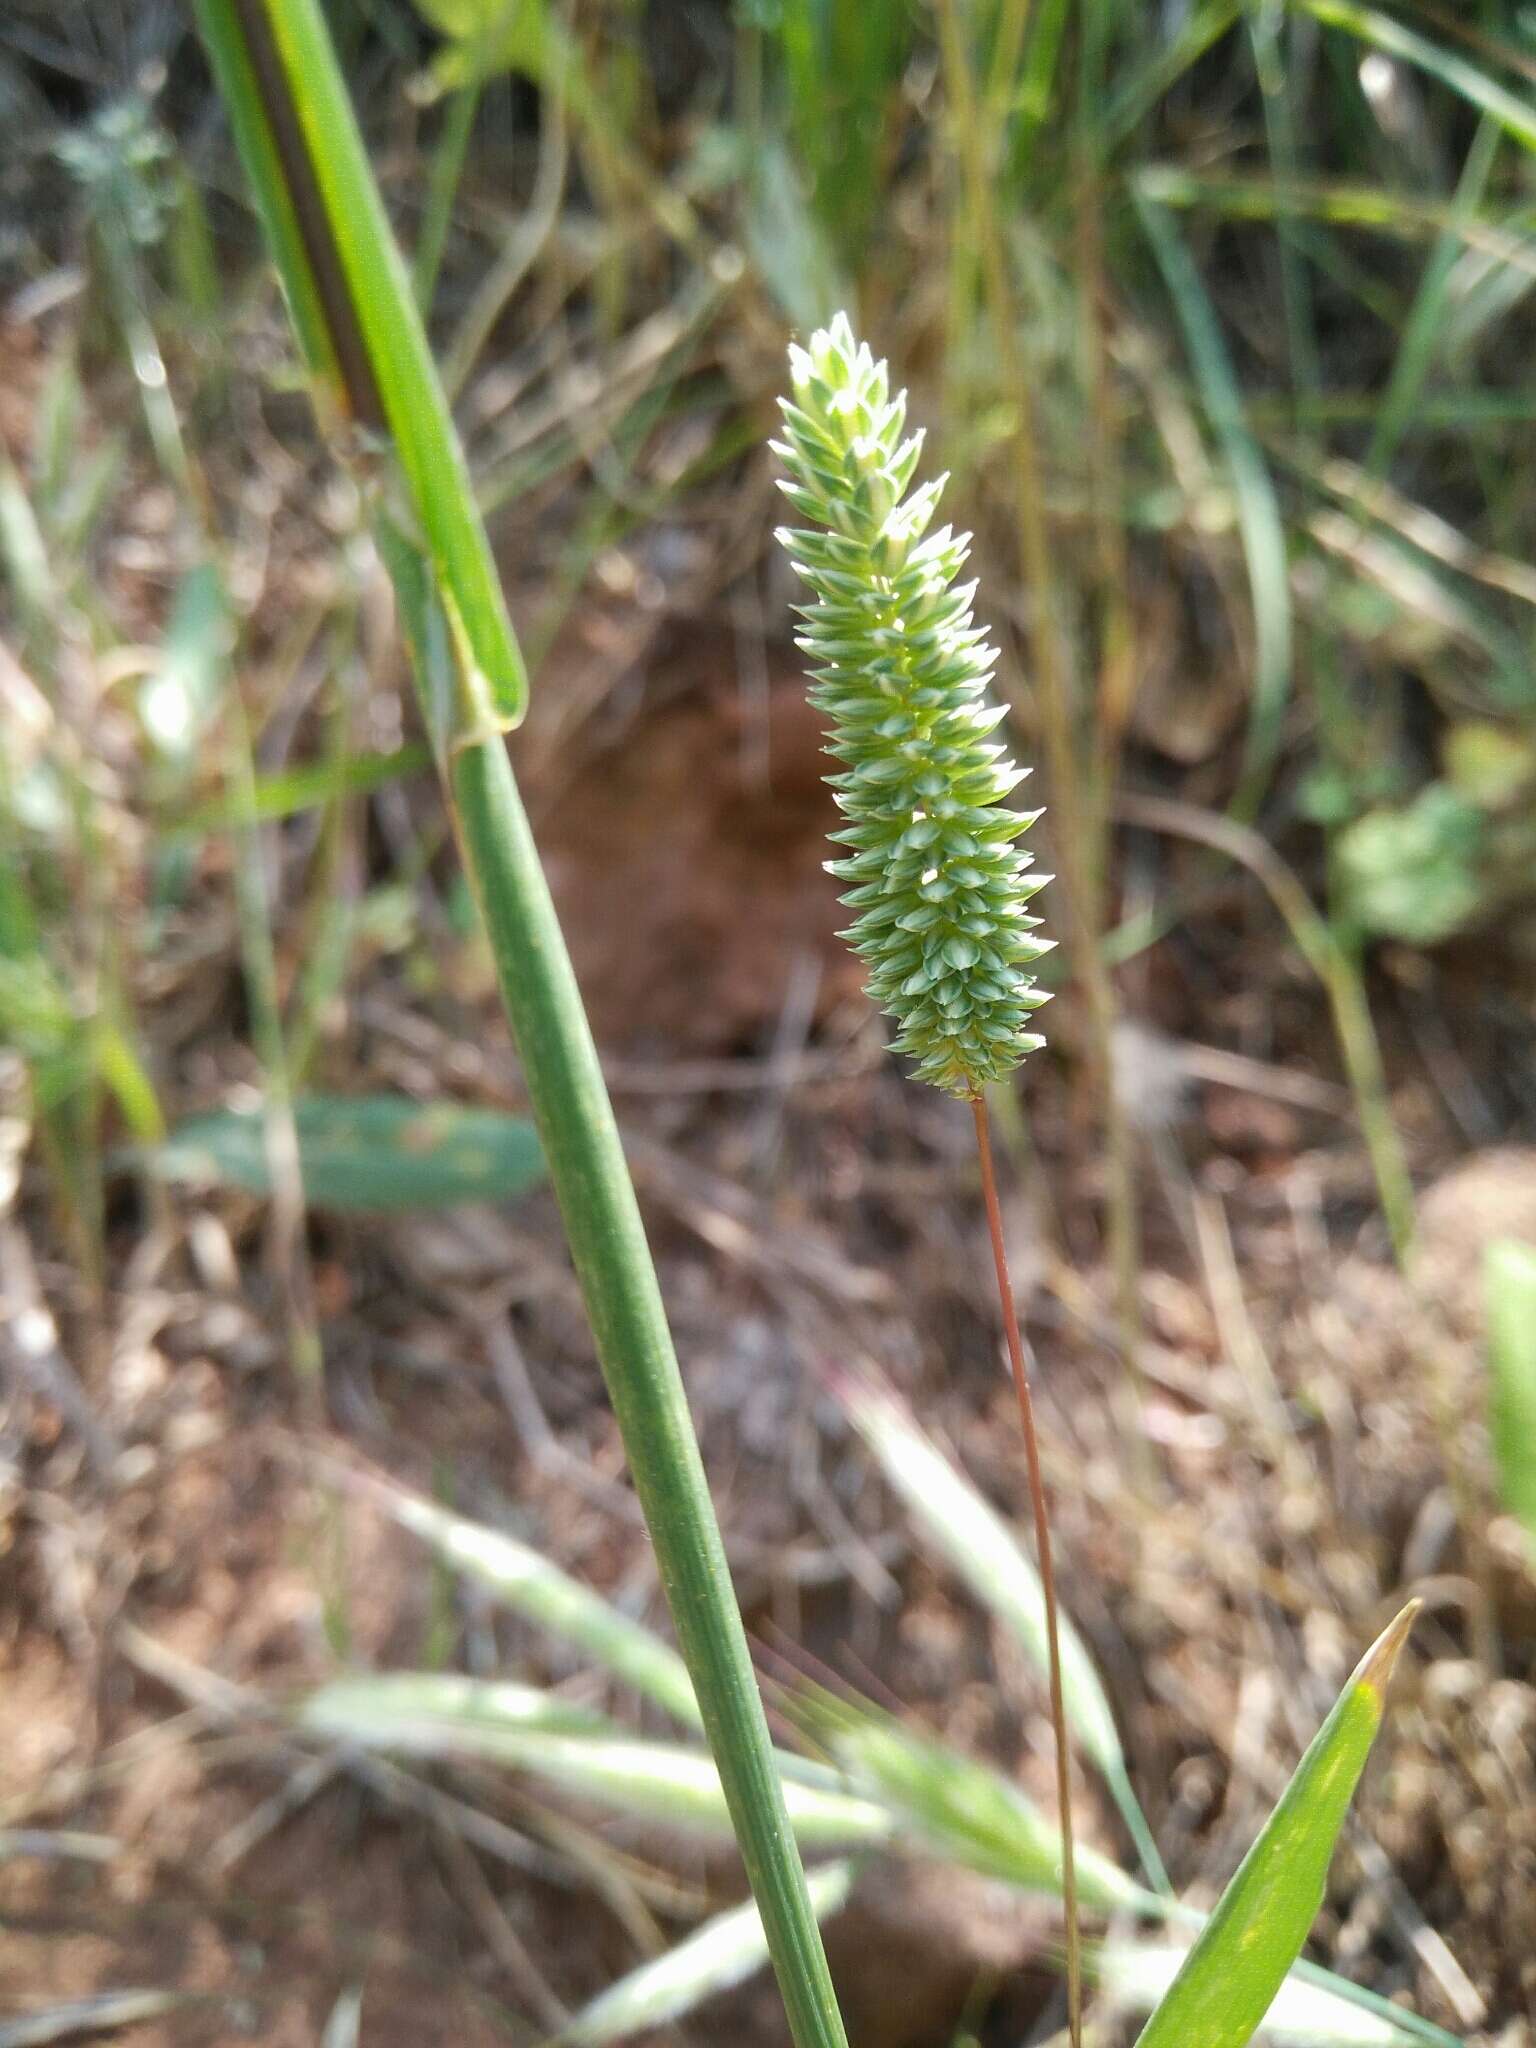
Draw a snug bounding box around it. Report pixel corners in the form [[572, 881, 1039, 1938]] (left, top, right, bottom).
[[970, 1091, 1083, 2048]]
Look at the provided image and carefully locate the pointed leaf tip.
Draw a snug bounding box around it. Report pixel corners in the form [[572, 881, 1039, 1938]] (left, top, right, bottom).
[[1355, 1599, 1420, 1706]]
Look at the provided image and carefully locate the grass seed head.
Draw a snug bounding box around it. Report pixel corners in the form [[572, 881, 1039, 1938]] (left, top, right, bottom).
[[772, 313, 1051, 1097]]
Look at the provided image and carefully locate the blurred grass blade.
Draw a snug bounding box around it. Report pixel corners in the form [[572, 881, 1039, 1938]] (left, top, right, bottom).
[[139, 1094, 545, 1212], [193, 0, 526, 742], [138, 562, 230, 766], [374, 1482, 702, 1728], [298, 1675, 894, 1846], [1133, 1603, 1420, 2048], [1297, 3, 1536, 155], [0, 1992, 186, 2048], [790, 1687, 1149, 1917], [559, 1862, 857, 2048], [1100, 1942, 1437, 2048], [171, 744, 429, 837], [836, 1373, 1166, 1889], [1366, 119, 1501, 481], [1486, 1239, 1536, 1544], [1135, 189, 1291, 818]]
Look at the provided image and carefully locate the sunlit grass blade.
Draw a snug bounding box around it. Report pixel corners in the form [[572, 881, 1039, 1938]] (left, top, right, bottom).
[[297, 1675, 894, 1847], [1296, 3, 1536, 156], [368, 1481, 702, 1729], [1134, 189, 1291, 819], [1486, 1239, 1536, 1546], [788, 1687, 1149, 1917], [558, 1861, 858, 2048], [193, 0, 526, 743], [835, 1372, 1166, 1889], [1132, 1603, 1420, 2048]]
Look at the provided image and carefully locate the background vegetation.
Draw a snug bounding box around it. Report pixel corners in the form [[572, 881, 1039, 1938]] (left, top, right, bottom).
[[2, 1, 1535, 2043]]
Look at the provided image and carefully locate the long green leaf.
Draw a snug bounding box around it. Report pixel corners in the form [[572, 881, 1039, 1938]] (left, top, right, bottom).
[[1135, 188, 1292, 818], [789, 1687, 1149, 1918], [1133, 1604, 1419, 2048], [374, 1483, 702, 1728], [193, 0, 526, 742], [1487, 1239, 1536, 1543], [1296, 3, 1536, 156], [836, 1374, 1166, 1888], [138, 1094, 545, 1212]]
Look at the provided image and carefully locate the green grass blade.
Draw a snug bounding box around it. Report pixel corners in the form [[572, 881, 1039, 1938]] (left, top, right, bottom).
[[1366, 119, 1501, 480], [789, 1687, 1150, 1918], [1135, 189, 1291, 819], [835, 1373, 1166, 1889], [170, 744, 430, 837], [297, 1676, 893, 1847], [1487, 1238, 1536, 1544], [372, 1482, 703, 1729], [1133, 1603, 1419, 2048], [1297, 3, 1536, 156], [193, 0, 526, 740], [558, 1862, 858, 2048]]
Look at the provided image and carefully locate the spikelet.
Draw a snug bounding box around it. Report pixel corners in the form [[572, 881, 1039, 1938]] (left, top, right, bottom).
[[772, 314, 1051, 1097]]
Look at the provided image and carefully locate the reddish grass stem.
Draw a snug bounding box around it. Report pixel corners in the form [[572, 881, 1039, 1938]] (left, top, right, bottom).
[[970, 1091, 1083, 2048]]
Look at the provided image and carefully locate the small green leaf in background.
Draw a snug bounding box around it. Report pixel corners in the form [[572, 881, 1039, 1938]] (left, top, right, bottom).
[[139, 1094, 545, 1212], [559, 1862, 858, 2048], [1132, 1602, 1419, 2048], [1333, 786, 1485, 946], [1487, 1239, 1536, 1546]]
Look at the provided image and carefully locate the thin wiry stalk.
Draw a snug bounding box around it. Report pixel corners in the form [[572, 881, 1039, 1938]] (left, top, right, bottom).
[[972, 1094, 1084, 2046]]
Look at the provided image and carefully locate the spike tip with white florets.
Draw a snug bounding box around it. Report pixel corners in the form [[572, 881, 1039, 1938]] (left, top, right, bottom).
[[772, 314, 1051, 1097]]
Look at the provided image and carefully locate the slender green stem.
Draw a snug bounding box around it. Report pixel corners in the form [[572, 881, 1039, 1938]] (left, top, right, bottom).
[[971, 1093, 1082, 2048], [414, 79, 482, 318], [448, 735, 848, 2048]]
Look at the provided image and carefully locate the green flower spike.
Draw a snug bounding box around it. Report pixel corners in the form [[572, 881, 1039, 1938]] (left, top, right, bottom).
[[772, 313, 1052, 1097]]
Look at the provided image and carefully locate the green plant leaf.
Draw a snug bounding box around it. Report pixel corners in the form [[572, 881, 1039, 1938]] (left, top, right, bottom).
[[193, 0, 528, 739], [1487, 1238, 1536, 1544], [789, 1687, 1148, 1917], [1135, 190, 1291, 819], [297, 1674, 894, 1847], [1132, 1603, 1419, 2048], [139, 1094, 545, 1212], [835, 1373, 1165, 1887], [1334, 786, 1485, 946], [559, 1862, 858, 2047], [170, 744, 430, 838]]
